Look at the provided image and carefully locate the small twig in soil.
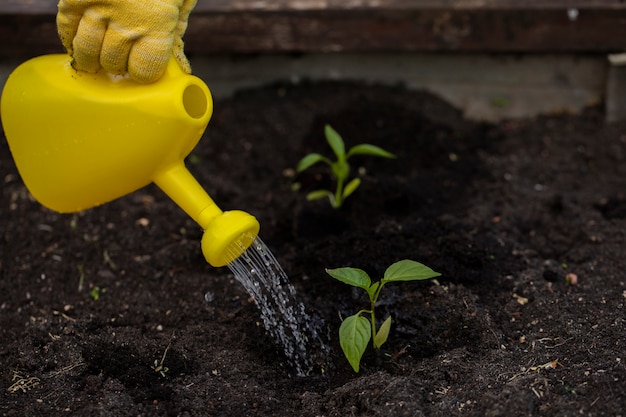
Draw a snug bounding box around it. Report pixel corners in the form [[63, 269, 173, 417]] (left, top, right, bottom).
[[77, 264, 85, 292], [45, 362, 87, 378], [103, 250, 117, 270], [543, 338, 573, 349], [507, 359, 562, 382]]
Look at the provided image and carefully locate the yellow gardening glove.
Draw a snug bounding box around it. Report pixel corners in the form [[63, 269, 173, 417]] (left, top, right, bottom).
[[57, 0, 197, 83]]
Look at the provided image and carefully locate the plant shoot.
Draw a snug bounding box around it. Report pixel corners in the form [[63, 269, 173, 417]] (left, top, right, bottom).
[[296, 124, 395, 208], [326, 259, 441, 372]]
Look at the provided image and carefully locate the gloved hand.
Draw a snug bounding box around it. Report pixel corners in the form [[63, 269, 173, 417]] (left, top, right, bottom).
[[57, 0, 197, 83]]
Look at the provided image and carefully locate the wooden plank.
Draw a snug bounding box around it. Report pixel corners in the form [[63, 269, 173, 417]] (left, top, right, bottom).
[[2, 0, 626, 13], [1, 0, 625, 57], [1, 0, 56, 15], [198, 0, 626, 11], [0, 15, 64, 57], [185, 9, 626, 53]]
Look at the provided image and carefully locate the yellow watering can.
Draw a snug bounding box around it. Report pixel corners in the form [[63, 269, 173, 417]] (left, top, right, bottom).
[[0, 54, 259, 267]]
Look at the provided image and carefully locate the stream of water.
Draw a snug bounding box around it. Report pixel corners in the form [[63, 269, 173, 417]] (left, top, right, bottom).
[[219, 234, 331, 376]]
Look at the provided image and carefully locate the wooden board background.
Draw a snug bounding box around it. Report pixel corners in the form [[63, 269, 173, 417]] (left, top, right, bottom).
[[1, 0, 625, 57]]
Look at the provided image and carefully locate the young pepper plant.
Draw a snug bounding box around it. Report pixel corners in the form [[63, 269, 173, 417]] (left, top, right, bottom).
[[326, 259, 441, 372], [296, 124, 395, 208]]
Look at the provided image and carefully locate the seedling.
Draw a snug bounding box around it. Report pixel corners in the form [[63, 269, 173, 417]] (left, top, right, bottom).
[[326, 259, 441, 372], [89, 286, 105, 301], [152, 340, 172, 378], [296, 124, 395, 208]]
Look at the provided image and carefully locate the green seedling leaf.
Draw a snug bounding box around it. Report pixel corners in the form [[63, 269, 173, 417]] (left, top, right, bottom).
[[373, 315, 392, 349], [348, 144, 396, 159], [382, 259, 441, 284], [89, 286, 105, 301], [342, 178, 361, 200], [331, 160, 350, 182], [339, 314, 371, 372], [297, 153, 329, 172], [306, 189, 334, 202], [326, 267, 371, 291], [366, 280, 381, 301], [325, 125, 346, 160]]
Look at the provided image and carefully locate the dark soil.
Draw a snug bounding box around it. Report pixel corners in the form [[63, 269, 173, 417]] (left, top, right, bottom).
[[1, 81, 625, 416]]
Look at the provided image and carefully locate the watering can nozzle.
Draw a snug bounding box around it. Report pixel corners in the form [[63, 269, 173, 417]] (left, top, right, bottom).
[[201, 210, 260, 267]]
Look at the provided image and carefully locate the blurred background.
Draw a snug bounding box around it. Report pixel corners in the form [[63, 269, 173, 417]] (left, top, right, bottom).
[[2, 0, 625, 121]]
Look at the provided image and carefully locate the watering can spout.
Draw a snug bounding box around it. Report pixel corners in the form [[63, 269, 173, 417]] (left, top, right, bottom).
[[153, 163, 260, 267], [0, 54, 259, 267]]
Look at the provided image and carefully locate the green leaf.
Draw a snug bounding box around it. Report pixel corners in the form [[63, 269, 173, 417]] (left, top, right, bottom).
[[347, 144, 396, 159], [365, 280, 380, 302], [342, 178, 361, 199], [325, 125, 346, 160], [89, 286, 100, 301], [382, 259, 441, 284], [339, 314, 371, 372], [297, 153, 329, 172], [306, 190, 334, 202], [331, 160, 350, 182], [326, 267, 371, 291], [373, 315, 392, 349]]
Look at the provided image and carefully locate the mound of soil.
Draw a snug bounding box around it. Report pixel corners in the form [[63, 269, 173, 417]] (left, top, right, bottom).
[[1, 81, 625, 416]]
